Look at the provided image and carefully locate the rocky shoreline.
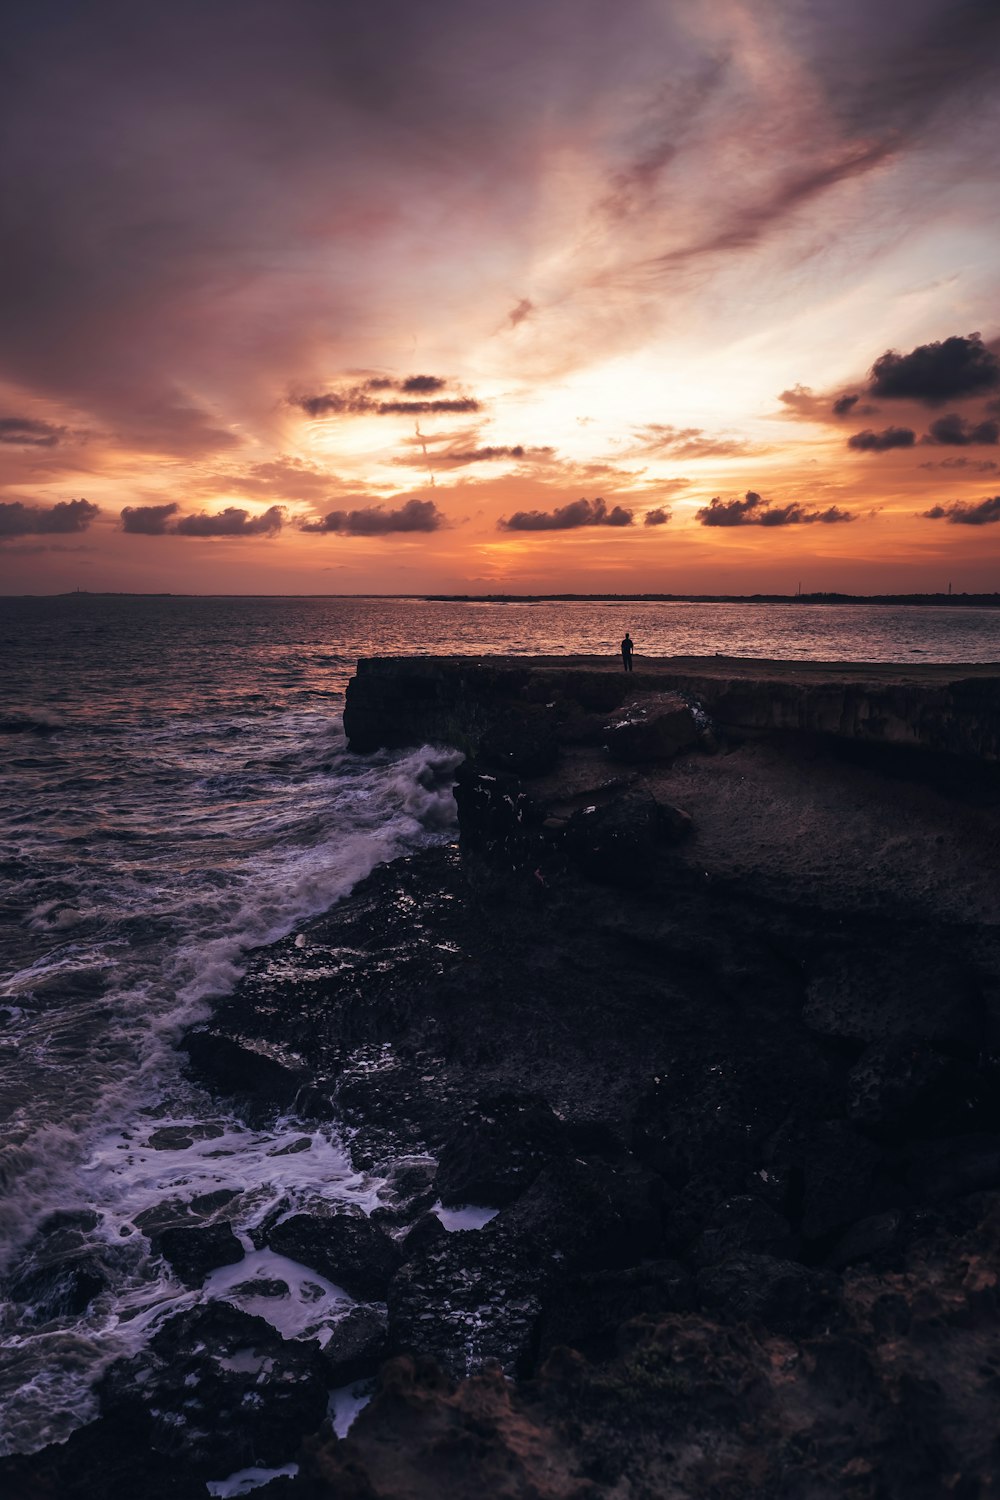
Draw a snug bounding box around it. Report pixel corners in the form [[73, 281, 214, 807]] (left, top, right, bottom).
[[4, 655, 1000, 1499]]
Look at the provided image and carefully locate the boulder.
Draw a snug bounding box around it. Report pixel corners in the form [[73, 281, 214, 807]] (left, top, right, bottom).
[[321, 1303, 390, 1385], [159, 1222, 245, 1287], [764, 1120, 891, 1243], [97, 1302, 329, 1478], [267, 1210, 402, 1299], [564, 789, 679, 886], [434, 1092, 567, 1207], [846, 1038, 961, 1134], [906, 1133, 1000, 1202], [181, 1030, 308, 1111], [603, 693, 699, 763], [536, 1260, 695, 1363]]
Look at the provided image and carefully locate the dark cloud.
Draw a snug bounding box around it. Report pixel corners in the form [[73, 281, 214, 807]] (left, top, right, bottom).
[[400, 375, 446, 394], [847, 426, 916, 452], [0, 498, 98, 537], [832, 393, 860, 416], [696, 491, 854, 527], [173, 505, 284, 537], [294, 383, 481, 419], [922, 496, 1000, 525], [868, 334, 1000, 405], [0, 417, 66, 447], [302, 496, 445, 535], [631, 424, 755, 459], [507, 298, 534, 328], [923, 413, 999, 446], [436, 444, 556, 467], [120, 502, 181, 534], [499, 496, 633, 531], [643, 507, 671, 526], [778, 387, 875, 423]]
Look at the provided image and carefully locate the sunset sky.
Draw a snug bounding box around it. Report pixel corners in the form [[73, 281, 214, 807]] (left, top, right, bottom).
[[2, 0, 1000, 595]]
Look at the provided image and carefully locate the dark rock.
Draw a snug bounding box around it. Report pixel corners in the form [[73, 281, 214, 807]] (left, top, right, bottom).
[[697, 1253, 836, 1335], [6, 1251, 110, 1322], [846, 1038, 961, 1133], [765, 1119, 892, 1242], [907, 1133, 1000, 1202], [402, 1210, 448, 1256], [536, 1259, 695, 1363], [321, 1304, 390, 1384], [693, 1195, 795, 1267], [478, 702, 559, 776], [181, 1029, 307, 1111], [826, 1210, 910, 1269], [803, 945, 981, 1046], [563, 789, 671, 886], [159, 1222, 245, 1287], [434, 1092, 567, 1207], [0, 1412, 207, 1499], [500, 1156, 671, 1274], [267, 1211, 402, 1300], [603, 693, 699, 763], [97, 1302, 329, 1480]]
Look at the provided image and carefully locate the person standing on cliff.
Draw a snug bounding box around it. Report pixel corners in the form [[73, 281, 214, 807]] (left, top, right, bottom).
[[621, 632, 634, 672]]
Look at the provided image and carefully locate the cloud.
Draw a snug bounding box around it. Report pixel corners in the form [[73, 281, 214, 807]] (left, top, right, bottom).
[[507, 298, 534, 328], [302, 496, 445, 535], [918, 457, 998, 472], [499, 496, 633, 530], [847, 426, 916, 452], [173, 505, 284, 537], [429, 443, 556, 468], [921, 496, 1000, 525], [696, 491, 854, 527], [0, 498, 98, 537], [868, 334, 1000, 405], [293, 378, 480, 419], [832, 393, 860, 416], [643, 506, 671, 526], [630, 424, 756, 459], [120, 502, 181, 534], [0, 417, 66, 447], [923, 413, 999, 446]]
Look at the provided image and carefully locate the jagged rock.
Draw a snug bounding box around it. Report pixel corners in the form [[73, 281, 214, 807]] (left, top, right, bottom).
[[765, 1120, 892, 1242], [321, 1304, 390, 1384], [846, 1038, 962, 1133], [478, 702, 559, 776], [692, 1194, 795, 1267], [181, 1029, 308, 1111], [402, 1210, 448, 1256], [603, 693, 699, 763], [267, 1210, 402, 1299], [97, 1302, 329, 1479], [500, 1157, 671, 1274], [4, 1215, 123, 1322], [159, 1221, 245, 1287], [434, 1092, 567, 1207]]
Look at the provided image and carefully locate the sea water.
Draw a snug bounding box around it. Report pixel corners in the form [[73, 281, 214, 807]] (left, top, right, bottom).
[[1, 593, 998, 1455]]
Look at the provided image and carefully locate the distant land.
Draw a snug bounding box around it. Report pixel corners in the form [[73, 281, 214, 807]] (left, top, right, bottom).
[[423, 592, 1000, 606]]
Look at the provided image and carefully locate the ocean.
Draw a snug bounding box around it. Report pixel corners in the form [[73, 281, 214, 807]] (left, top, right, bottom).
[[2, 593, 999, 1460]]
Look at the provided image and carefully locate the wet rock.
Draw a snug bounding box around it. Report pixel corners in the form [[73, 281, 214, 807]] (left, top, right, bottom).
[[803, 945, 981, 1047], [159, 1221, 245, 1287], [267, 1210, 402, 1300], [181, 1030, 308, 1112], [97, 1302, 329, 1480], [500, 1156, 671, 1274], [0, 1412, 207, 1499], [692, 1195, 795, 1267], [6, 1250, 110, 1322], [697, 1253, 836, 1335], [402, 1210, 448, 1256], [603, 693, 699, 763], [434, 1092, 567, 1207], [321, 1304, 390, 1384]]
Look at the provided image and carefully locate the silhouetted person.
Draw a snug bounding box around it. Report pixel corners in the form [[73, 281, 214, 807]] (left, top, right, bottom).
[[621, 631, 634, 672]]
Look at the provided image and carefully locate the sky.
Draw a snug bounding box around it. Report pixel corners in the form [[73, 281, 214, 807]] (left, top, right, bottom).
[[2, 0, 1000, 596]]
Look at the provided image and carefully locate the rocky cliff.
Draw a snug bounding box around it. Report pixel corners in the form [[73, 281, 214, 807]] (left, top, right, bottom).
[[344, 654, 1000, 765]]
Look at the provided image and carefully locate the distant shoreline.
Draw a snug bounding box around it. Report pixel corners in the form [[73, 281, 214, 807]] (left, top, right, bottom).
[[11, 590, 1000, 606]]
